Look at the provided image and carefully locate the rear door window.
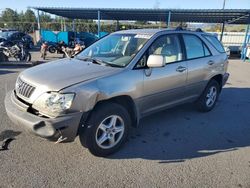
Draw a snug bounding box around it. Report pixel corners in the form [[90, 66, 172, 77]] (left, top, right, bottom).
[[183, 34, 211, 59]]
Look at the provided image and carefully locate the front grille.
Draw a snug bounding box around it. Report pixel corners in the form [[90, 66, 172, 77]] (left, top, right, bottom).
[[15, 77, 35, 98]]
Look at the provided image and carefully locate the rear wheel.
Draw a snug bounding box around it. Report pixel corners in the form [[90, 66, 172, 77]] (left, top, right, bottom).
[[196, 79, 220, 112], [48, 46, 56, 53], [79, 102, 131, 157], [0, 52, 8, 62]]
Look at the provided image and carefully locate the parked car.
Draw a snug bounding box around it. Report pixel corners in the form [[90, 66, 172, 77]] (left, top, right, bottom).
[[224, 46, 231, 57], [0, 28, 18, 32], [5, 28, 229, 156], [0, 31, 34, 49], [246, 44, 250, 59]]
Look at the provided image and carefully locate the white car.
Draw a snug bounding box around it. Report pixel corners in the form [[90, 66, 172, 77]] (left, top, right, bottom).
[[246, 45, 250, 59]]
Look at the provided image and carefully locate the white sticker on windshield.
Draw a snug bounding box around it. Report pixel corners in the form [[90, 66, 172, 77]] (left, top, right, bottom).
[[135, 34, 152, 39], [121, 36, 130, 41]]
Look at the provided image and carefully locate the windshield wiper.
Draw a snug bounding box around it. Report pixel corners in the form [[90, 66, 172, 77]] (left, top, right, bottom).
[[76, 57, 104, 65], [104, 63, 124, 68], [76, 57, 123, 68]]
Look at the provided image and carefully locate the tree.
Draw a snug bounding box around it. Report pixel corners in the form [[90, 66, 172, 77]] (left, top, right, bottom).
[[19, 9, 37, 32], [39, 13, 52, 30], [1, 8, 19, 29], [23, 9, 36, 23]]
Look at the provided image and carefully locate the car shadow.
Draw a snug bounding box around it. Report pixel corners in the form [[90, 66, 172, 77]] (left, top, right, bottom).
[[0, 70, 18, 75], [109, 87, 250, 163], [0, 129, 22, 141]]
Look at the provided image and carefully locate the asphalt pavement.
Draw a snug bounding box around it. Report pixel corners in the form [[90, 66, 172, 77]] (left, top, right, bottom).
[[0, 60, 250, 188]]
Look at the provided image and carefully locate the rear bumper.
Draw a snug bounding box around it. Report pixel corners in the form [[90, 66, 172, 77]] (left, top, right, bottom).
[[4, 90, 84, 142], [222, 73, 230, 86]]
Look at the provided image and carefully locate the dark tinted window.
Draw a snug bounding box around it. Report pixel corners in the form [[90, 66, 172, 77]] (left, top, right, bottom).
[[203, 35, 225, 53], [183, 34, 206, 59]]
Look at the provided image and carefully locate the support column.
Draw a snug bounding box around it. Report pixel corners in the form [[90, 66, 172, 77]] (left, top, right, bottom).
[[116, 20, 119, 31], [220, 22, 225, 41], [37, 10, 41, 31], [167, 11, 171, 28], [72, 19, 76, 32], [241, 23, 250, 61], [98, 10, 101, 38], [63, 18, 66, 31], [61, 17, 63, 31]]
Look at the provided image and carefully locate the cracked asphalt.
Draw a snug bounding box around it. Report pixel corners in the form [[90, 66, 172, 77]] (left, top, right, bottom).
[[0, 59, 250, 188]]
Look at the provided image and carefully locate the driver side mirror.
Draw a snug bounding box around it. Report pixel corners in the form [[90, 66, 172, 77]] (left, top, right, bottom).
[[147, 55, 165, 68]]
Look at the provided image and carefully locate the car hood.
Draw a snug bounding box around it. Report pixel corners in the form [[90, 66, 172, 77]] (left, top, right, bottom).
[[20, 58, 121, 91]]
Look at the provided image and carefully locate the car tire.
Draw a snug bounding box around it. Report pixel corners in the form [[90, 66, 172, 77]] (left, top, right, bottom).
[[79, 102, 131, 157], [196, 79, 220, 112]]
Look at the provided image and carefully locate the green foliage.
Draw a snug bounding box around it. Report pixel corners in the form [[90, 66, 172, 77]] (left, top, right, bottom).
[[1, 8, 19, 29], [1, 8, 19, 22], [0, 8, 36, 32]]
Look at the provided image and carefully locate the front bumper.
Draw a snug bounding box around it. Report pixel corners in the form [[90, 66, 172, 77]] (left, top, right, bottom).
[[4, 90, 83, 142], [222, 73, 230, 86]]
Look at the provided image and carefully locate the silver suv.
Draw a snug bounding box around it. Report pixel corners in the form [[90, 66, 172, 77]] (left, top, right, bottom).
[[5, 29, 229, 156]]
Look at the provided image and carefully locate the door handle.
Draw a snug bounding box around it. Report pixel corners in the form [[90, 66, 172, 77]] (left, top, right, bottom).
[[207, 61, 215, 65], [176, 66, 187, 72]]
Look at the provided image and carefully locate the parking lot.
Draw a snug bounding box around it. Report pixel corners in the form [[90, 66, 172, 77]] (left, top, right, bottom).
[[0, 59, 250, 187]]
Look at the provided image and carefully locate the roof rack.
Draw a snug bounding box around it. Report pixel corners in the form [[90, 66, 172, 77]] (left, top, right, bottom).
[[175, 26, 184, 31], [195, 28, 204, 32], [175, 26, 204, 33]]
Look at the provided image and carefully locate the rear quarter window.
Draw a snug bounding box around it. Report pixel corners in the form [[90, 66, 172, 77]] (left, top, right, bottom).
[[203, 35, 225, 53]]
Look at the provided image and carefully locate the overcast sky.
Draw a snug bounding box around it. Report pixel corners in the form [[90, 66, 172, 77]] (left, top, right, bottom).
[[0, 0, 249, 12]]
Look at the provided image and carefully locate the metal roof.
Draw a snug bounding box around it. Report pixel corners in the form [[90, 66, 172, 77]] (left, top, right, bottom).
[[32, 7, 250, 24]]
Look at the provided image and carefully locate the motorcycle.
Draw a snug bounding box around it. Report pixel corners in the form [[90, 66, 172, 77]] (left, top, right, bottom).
[[62, 44, 85, 58], [0, 43, 31, 62], [48, 41, 67, 54]]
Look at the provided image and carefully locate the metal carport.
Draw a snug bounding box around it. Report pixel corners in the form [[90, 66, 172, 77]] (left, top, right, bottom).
[[32, 7, 250, 60]]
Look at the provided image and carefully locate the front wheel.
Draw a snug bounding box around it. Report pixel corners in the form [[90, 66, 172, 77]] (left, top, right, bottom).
[[196, 79, 220, 112], [24, 52, 31, 62], [79, 102, 131, 157]]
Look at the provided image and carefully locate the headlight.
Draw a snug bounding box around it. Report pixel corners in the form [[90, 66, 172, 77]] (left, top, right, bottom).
[[33, 92, 75, 117]]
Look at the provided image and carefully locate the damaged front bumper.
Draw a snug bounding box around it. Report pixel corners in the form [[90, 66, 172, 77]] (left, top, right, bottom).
[[4, 90, 84, 142]]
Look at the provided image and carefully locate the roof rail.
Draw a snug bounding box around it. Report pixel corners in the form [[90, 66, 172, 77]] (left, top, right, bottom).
[[175, 26, 184, 31], [175, 26, 204, 33], [195, 28, 204, 32]]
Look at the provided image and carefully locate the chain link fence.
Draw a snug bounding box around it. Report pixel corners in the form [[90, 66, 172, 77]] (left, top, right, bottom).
[[0, 21, 168, 34]]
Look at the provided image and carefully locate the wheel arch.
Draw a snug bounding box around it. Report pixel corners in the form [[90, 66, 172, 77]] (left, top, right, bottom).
[[91, 95, 139, 127], [210, 74, 223, 92]]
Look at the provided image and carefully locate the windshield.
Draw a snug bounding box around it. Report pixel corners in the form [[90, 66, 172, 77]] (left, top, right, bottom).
[[77, 33, 150, 67]]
